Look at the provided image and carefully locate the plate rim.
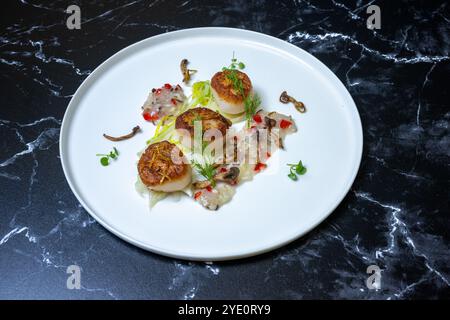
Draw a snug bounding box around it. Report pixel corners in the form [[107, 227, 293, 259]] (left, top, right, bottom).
[[60, 27, 363, 261]]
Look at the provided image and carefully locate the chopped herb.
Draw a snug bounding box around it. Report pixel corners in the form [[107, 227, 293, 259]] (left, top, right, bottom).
[[225, 68, 245, 95], [222, 53, 259, 127], [96, 147, 119, 166], [287, 160, 307, 181]]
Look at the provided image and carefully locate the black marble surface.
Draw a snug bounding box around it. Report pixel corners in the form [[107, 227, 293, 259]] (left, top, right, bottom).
[[0, 0, 449, 299]]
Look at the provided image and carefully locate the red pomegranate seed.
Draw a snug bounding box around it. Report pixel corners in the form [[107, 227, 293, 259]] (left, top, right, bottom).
[[254, 162, 267, 172], [143, 112, 152, 121], [253, 114, 262, 123], [194, 191, 202, 200], [280, 119, 292, 129]]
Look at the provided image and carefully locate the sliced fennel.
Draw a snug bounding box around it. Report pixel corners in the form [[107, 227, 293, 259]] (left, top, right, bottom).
[[149, 191, 168, 208], [191, 80, 212, 106], [135, 175, 168, 209], [220, 110, 246, 124], [146, 116, 176, 145], [135, 175, 148, 196]]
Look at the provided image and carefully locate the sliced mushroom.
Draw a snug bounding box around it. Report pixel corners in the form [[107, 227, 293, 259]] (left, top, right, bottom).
[[180, 59, 197, 83], [279, 91, 306, 113], [103, 126, 141, 141], [264, 116, 276, 130], [214, 166, 240, 184], [278, 137, 284, 149]]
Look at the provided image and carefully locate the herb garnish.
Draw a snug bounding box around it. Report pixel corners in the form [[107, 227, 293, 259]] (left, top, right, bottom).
[[287, 160, 307, 181], [192, 159, 217, 187], [222, 52, 245, 71], [96, 147, 119, 166], [244, 94, 261, 126], [222, 53, 261, 127]]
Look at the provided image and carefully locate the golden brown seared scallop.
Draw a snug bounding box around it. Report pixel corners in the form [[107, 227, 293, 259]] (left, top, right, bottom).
[[175, 107, 232, 137], [210, 70, 253, 114], [138, 141, 191, 192]]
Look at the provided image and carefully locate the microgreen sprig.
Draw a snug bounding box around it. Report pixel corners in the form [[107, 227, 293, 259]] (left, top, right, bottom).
[[96, 147, 119, 166], [287, 160, 307, 181], [223, 52, 245, 71]]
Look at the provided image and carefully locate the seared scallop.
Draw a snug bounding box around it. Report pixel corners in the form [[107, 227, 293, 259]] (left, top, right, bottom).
[[175, 107, 232, 137], [211, 70, 253, 114], [138, 141, 191, 192]]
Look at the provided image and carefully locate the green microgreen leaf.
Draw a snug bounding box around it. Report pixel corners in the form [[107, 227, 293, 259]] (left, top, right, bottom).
[[287, 160, 307, 181], [100, 157, 109, 166], [288, 173, 298, 181]]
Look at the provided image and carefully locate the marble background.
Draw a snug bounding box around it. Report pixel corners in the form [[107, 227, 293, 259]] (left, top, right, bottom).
[[0, 0, 449, 299]]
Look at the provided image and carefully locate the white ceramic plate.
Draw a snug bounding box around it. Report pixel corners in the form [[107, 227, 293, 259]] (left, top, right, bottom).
[[60, 28, 362, 261]]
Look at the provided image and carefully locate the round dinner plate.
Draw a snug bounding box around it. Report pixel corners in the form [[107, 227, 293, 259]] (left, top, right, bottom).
[[60, 27, 363, 261]]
